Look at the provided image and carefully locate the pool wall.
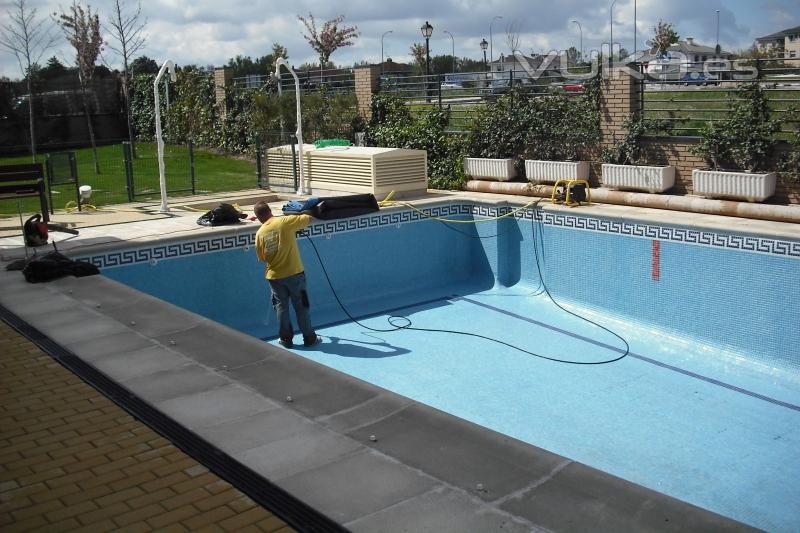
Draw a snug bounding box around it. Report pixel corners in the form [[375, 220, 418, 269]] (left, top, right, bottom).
[[88, 202, 800, 371]]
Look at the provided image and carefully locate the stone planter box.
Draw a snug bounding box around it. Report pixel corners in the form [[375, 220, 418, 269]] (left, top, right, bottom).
[[601, 164, 675, 193], [464, 158, 517, 181], [525, 160, 590, 183], [692, 169, 777, 202]]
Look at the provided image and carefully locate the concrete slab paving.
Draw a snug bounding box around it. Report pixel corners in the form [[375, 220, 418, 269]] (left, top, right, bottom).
[[233, 423, 364, 482], [199, 408, 320, 455], [315, 392, 416, 433], [346, 403, 567, 503], [156, 383, 281, 429], [25, 306, 132, 345], [101, 296, 206, 338], [278, 448, 439, 525], [90, 344, 192, 381], [63, 329, 156, 361], [52, 273, 147, 310], [153, 321, 273, 370], [499, 461, 757, 532], [120, 363, 232, 403], [228, 353, 381, 418], [345, 485, 534, 533]]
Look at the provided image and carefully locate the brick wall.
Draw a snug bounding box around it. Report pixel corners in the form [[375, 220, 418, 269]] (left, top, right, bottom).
[[596, 69, 800, 204], [213, 67, 233, 117], [354, 66, 382, 120]]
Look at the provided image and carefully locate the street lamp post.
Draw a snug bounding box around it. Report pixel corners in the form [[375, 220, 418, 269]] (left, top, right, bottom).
[[610, 0, 617, 61], [480, 38, 488, 71], [715, 10, 721, 54], [421, 21, 433, 76], [381, 30, 393, 73], [443, 30, 455, 72], [571, 19, 583, 63], [634, 0, 637, 57], [490, 15, 502, 65]]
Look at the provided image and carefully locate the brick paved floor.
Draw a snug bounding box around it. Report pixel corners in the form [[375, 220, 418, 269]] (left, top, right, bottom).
[[0, 320, 295, 532]]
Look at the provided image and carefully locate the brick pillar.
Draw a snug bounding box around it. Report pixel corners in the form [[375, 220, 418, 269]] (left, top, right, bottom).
[[600, 68, 642, 149], [214, 67, 233, 117], [355, 65, 382, 120]]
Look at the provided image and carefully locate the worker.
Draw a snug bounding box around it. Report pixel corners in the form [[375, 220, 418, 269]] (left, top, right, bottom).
[[254, 200, 322, 348]]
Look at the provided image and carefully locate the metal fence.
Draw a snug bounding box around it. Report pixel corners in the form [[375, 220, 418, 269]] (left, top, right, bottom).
[[641, 57, 800, 136], [0, 141, 262, 217], [233, 67, 356, 96], [379, 67, 592, 132]]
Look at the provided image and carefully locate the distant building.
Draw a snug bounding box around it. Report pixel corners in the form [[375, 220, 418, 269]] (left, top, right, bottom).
[[755, 25, 800, 59], [488, 53, 565, 80], [667, 37, 732, 63]]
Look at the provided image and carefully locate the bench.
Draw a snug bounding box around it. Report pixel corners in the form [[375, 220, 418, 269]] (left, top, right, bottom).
[[0, 163, 50, 222]]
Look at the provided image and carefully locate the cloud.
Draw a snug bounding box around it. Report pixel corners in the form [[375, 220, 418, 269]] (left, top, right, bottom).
[[0, 0, 797, 78]]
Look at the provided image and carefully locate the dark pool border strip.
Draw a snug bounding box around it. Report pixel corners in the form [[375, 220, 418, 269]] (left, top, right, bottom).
[[454, 295, 800, 413], [0, 303, 349, 533]]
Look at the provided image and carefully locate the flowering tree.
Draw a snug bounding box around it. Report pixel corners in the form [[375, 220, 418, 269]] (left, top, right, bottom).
[[409, 42, 426, 69], [297, 14, 359, 69], [56, 1, 104, 172], [647, 20, 679, 58]]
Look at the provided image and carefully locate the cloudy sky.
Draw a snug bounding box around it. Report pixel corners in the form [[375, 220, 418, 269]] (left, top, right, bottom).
[[1, 0, 797, 78]]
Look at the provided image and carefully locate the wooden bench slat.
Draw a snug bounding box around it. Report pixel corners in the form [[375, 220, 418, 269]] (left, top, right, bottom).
[[0, 163, 49, 222]]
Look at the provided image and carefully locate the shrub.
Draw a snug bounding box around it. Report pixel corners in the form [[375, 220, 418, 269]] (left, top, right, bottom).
[[691, 81, 780, 171], [367, 93, 466, 190]]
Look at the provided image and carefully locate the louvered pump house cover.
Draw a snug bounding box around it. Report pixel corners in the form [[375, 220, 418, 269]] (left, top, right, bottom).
[[266, 145, 428, 196]]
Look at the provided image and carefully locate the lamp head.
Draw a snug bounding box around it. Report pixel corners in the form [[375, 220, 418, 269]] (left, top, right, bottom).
[[421, 21, 433, 39], [480, 38, 488, 51]]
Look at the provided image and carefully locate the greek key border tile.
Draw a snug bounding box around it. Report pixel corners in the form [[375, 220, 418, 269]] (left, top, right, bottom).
[[81, 202, 800, 268], [481, 205, 800, 259]]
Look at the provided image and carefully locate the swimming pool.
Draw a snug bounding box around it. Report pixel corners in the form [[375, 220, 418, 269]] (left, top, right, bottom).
[[89, 201, 800, 531]]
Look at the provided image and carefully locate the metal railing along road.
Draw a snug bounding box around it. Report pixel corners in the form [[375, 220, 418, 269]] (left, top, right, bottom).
[[233, 67, 356, 96], [641, 57, 800, 137], [379, 67, 593, 132]]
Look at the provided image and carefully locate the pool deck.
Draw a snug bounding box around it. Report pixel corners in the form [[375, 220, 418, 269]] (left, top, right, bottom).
[[2, 188, 788, 532]]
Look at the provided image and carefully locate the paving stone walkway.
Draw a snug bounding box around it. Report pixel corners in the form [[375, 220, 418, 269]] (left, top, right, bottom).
[[0, 320, 295, 532]]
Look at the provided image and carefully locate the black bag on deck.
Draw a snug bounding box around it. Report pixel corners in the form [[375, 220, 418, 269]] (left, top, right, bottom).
[[311, 194, 380, 220], [197, 203, 247, 226], [22, 251, 99, 283]]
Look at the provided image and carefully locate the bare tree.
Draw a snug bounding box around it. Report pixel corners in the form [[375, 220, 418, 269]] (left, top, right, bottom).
[[0, 0, 58, 162], [106, 0, 146, 156], [297, 13, 359, 72], [506, 20, 522, 54], [56, 1, 104, 173]]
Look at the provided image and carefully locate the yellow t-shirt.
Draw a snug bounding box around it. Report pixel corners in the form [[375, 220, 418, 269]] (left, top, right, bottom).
[[255, 214, 312, 280]]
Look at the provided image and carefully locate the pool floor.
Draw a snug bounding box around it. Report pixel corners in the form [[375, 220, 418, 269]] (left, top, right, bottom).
[[275, 283, 800, 532]]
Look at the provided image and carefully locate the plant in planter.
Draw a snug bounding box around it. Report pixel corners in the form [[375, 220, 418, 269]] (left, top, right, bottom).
[[779, 105, 799, 183], [601, 116, 676, 193], [464, 86, 530, 181], [690, 81, 782, 201], [523, 74, 601, 183]]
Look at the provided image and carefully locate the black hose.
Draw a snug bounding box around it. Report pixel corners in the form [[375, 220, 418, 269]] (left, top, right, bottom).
[[302, 202, 629, 365]]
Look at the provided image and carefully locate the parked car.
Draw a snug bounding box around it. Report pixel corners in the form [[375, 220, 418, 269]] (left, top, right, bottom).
[[680, 72, 718, 86], [479, 79, 511, 95], [548, 81, 585, 93], [440, 81, 463, 89]]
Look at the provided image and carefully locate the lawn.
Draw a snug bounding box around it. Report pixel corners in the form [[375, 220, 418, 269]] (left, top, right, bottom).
[[643, 86, 800, 138], [1, 143, 258, 217]]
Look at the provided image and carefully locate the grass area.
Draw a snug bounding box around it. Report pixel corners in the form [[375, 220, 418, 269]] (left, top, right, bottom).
[[1, 143, 257, 217], [643, 87, 800, 138]]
